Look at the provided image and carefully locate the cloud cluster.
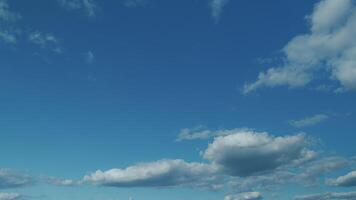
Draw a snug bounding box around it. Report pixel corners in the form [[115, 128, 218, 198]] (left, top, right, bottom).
[[85, 129, 316, 192], [0, 193, 21, 200], [289, 114, 329, 128], [28, 31, 62, 53], [57, 0, 97, 17], [244, 0, 356, 93], [294, 192, 356, 200], [224, 192, 262, 200]]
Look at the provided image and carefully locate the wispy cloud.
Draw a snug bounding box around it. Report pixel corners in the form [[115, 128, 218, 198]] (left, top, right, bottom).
[[289, 114, 329, 128], [124, 0, 147, 7], [0, 0, 21, 22], [224, 192, 262, 200], [85, 51, 95, 64], [244, 0, 356, 93], [28, 31, 62, 53], [209, 0, 230, 23], [57, 0, 97, 17], [0, 169, 32, 189]]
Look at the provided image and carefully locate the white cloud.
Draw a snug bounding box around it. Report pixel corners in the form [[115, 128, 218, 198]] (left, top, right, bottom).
[[225, 192, 262, 200], [289, 114, 329, 128], [209, 0, 230, 22], [294, 192, 356, 200], [84, 159, 219, 188], [203, 130, 314, 177], [0, 169, 32, 189], [328, 171, 356, 187], [0, 193, 21, 200], [244, 0, 356, 93], [58, 0, 97, 17]]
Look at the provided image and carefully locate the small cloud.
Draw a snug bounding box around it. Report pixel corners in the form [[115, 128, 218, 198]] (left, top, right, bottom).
[[289, 114, 329, 128], [209, 0, 230, 23], [85, 51, 95, 64], [42, 176, 81, 186]]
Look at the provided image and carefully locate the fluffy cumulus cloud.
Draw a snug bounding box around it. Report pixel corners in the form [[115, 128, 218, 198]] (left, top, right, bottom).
[[224, 192, 262, 200], [244, 0, 356, 93], [209, 0, 230, 22], [84, 159, 219, 188], [57, 0, 97, 17], [289, 114, 329, 128], [203, 130, 314, 177], [294, 192, 356, 200], [0, 169, 32, 189], [0, 193, 21, 200], [328, 171, 356, 187]]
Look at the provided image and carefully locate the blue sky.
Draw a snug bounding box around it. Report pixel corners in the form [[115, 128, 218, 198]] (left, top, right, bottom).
[[1, 0, 356, 200]]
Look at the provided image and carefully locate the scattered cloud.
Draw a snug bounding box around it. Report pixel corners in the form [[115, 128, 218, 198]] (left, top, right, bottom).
[[28, 31, 62, 53], [289, 114, 329, 128], [57, 0, 97, 17], [244, 0, 356, 93], [328, 171, 356, 187], [0, 193, 21, 200], [0, 169, 32, 189], [224, 192, 262, 200], [203, 130, 314, 177], [209, 0, 230, 22], [84, 159, 219, 188], [294, 192, 356, 200]]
